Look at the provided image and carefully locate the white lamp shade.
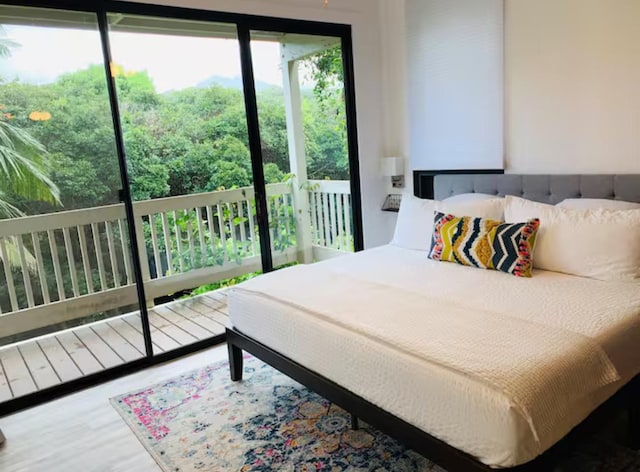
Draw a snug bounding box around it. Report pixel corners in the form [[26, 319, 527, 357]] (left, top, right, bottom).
[[380, 156, 404, 176]]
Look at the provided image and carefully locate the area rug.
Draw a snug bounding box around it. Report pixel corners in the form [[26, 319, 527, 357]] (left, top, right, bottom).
[[111, 356, 639, 472]]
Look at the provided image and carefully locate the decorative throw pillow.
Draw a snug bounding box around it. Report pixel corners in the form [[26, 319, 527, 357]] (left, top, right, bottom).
[[428, 212, 540, 277]]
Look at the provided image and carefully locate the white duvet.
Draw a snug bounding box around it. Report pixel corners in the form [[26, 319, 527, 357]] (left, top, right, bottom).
[[229, 245, 640, 467]]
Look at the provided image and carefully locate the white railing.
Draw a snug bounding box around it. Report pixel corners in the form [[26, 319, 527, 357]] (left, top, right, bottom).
[[134, 183, 297, 300], [308, 180, 353, 254], [0, 181, 350, 338], [0, 204, 137, 337], [0, 183, 297, 338]]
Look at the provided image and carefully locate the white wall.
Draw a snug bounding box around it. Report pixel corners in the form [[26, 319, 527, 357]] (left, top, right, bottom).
[[386, 0, 640, 176], [130, 0, 395, 247], [505, 0, 640, 173]]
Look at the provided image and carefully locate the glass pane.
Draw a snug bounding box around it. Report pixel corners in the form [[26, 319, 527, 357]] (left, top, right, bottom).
[[0, 6, 145, 402], [108, 15, 255, 353], [250, 31, 353, 269]]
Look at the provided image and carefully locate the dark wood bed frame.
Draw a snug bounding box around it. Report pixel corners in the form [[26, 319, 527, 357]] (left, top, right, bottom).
[[227, 328, 639, 472], [226, 169, 640, 471]]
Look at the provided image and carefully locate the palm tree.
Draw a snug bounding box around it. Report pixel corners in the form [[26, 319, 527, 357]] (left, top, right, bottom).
[[0, 26, 60, 270], [0, 27, 17, 57], [0, 119, 60, 217]]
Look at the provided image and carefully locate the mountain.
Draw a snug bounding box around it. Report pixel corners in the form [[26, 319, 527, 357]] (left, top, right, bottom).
[[196, 75, 278, 91]]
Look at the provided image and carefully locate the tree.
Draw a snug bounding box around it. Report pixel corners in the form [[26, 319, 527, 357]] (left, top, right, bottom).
[[305, 46, 344, 105], [263, 162, 284, 184], [0, 118, 60, 216], [302, 47, 349, 180], [0, 28, 60, 217], [208, 161, 250, 190], [0, 26, 18, 58], [0, 27, 60, 271]]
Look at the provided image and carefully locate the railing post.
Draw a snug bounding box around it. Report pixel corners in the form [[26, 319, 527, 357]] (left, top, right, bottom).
[[282, 56, 313, 264], [132, 205, 154, 309]]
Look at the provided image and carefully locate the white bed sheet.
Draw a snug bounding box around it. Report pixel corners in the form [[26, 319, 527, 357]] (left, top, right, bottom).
[[228, 245, 640, 468]]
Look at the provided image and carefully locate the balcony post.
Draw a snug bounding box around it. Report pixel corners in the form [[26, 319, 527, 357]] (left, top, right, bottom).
[[281, 55, 313, 264], [132, 208, 154, 308]]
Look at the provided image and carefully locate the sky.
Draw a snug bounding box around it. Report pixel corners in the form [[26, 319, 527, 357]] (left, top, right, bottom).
[[1, 25, 287, 92]]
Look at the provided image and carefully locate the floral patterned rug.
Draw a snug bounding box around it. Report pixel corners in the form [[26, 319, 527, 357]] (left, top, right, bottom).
[[111, 356, 639, 472]]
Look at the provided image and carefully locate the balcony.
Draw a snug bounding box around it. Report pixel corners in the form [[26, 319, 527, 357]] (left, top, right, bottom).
[[0, 180, 352, 401]]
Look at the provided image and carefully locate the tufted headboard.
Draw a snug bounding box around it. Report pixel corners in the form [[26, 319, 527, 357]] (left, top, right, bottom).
[[431, 174, 640, 204]]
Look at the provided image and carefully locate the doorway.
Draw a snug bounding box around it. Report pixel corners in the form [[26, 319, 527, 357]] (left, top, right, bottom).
[[0, 0, 362, 413]]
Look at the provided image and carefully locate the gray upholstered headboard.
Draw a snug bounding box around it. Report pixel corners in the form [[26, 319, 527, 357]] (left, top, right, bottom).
[[433, 174, 640, 204]]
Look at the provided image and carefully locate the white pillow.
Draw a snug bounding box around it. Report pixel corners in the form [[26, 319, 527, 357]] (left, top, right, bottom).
[[443, 192, 500, 203], [505, 195, 640, 281], [391, 194, 436, 251], [391, 194, 504, 251], [557, 198, 640, 210]]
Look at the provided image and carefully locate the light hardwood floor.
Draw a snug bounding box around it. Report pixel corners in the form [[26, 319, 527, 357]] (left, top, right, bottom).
[[0, 343, 230, 472], [0, 290, 230, 403]]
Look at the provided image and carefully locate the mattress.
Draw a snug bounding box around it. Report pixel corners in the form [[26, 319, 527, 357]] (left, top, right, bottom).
[[228, 245, 640, 468]]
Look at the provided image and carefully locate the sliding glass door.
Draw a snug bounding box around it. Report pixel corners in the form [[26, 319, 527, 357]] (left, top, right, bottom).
[[0, 0, 362, 412], [250, 31, 358, 266], [106, 15, 258, 354], [0, 6, 145, 402]]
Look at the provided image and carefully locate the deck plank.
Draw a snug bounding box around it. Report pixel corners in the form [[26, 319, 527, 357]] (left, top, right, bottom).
[[72, 327, 123, 369], [166, 303, 225, 336], [38, 337, 82, 383], [153, 305, 214, 340], [187, 294, 230, 327], [92, 323, 143, 362], [0, 288, 228, 401], [123, 314, 169, 354], [202, 290, 228, 307], [202, 310, 231, 329], [147, 310, 197, 347], [107, 318, 148, 355], [55, 331, 103, 376], [0, 346, 37, 398], [123, 313, 179, 354], [18, 341, 60, 390], [191, 294, 225, 311], [0, 354, 14, 402]]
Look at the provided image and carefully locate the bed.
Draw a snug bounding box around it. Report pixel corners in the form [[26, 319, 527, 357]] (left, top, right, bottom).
[[226, 173, 640, 471]]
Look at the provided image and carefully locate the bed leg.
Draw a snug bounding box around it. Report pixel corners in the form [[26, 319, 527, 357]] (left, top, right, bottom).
[[228, 342, 243, 381], [629, 401, 640, 449], [350, 414, 359, 430]]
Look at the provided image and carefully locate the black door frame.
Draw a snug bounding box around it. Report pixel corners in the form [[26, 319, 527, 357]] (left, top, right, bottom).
[[0, 0, 364, 415]]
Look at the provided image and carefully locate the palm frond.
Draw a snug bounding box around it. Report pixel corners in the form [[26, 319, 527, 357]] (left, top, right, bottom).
[[0, 237, 37, 271], [0, 189, 24, 218], [0, 120, 61, 213], [0, 26, 19, 58], [0, 38, 18, 58]]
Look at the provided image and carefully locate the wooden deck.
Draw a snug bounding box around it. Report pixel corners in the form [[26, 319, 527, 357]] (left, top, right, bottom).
[[0, 289, 229, 403]]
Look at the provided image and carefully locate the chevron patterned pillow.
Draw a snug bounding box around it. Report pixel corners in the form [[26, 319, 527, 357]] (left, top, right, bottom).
[[428, 212, 540, 277]]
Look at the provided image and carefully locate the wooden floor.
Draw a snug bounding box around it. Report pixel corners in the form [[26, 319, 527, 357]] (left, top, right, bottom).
[[0, 344, 229, 472], [0, 289, 230, 403]]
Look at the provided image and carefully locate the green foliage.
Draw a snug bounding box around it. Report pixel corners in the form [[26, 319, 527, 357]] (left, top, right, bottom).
[[0, 118, 60, 216], [305, 46, 344, 104], [209, 160, 250, 190], [0, 51, 349, 301], [0, 32, 60, 218], [263, 162, 284, 184], [0, 26, 18, 59], [302, 47, 348, 180], [0, 61, 349, 214], [124, 126, 170, 201]]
